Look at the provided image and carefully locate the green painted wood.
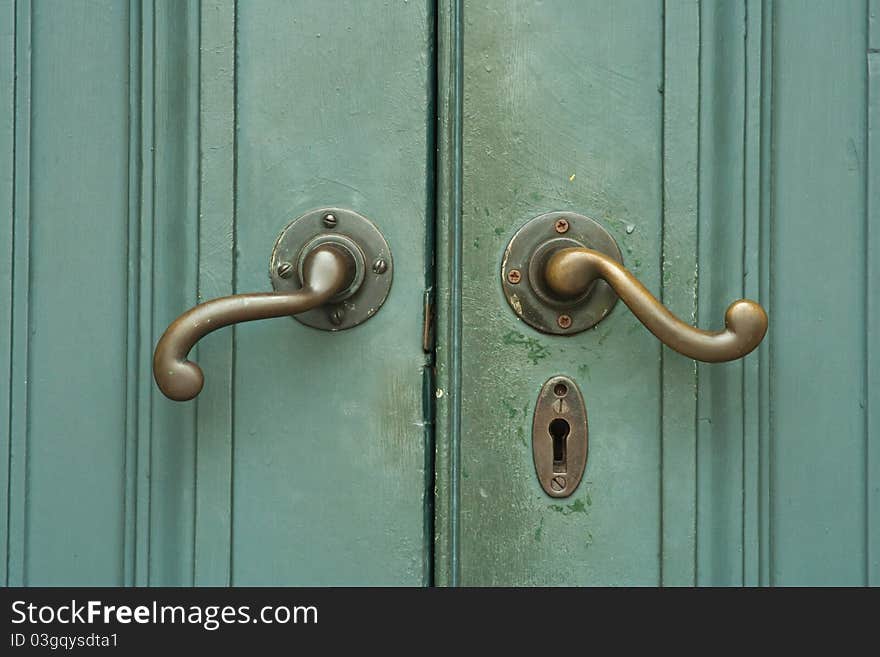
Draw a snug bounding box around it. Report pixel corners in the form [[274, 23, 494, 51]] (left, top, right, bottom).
[[753, 0, 774, 587], [440, 0, 877, 586], [230, 0, 433, 585], [193, 0, 236, 587], [692, 0, 773, 587], [696, 0, 749, 586], [3, 0, 876, 588], [454, 0, 665, 585], [147, 0, 201, 585], [433, 0, 463, 587], [10, 0, 131, 585], [2, 0, 432, 587], [131, 0, 159, 586], [769, 0, 869, 585], [5, 0, 31, 587], [869, 0, 880, 587], [123, 0, 144, 585], [660, 0, 700, 587], [0, 0, 15, 586], [741, 0, 764, 586]]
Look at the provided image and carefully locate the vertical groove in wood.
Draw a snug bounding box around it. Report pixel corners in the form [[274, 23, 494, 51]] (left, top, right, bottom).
[[134, 0, 156, 586], [421, 0, 439, 588], [871, 0, 879, 51], [758, 0, 774, 587], [0, 0, 17, 586], [695, 0, 748, 586], [742, 0, 769, 587], [867, 0, 879, 587], [149, 0, 200, 585], [123, 0, 142, 588], [769, 0, 868, 585], [660, 0, 700, 587], [229, 0, 237, 585], [433, 0, 463, 587], [447, 0, 463, 588], [194, 0, 235, 586], [6, 0, 30, 586]]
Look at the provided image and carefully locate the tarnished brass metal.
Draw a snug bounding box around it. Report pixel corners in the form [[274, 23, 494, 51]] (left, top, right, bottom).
[[545, 247, 768, 362], [501, 212, 623, 334], [532, 375, 588, 498], [270, 208, 393, 331], [153, 245, 355, 401], [502, 212, 768, 362]]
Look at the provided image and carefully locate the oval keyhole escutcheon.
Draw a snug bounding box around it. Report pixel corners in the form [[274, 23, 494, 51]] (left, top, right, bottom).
[[533, 376, 588, 498]]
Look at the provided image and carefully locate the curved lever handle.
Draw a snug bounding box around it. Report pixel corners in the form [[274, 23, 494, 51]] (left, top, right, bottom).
[[153, 244, 355, 401], [544, 247, 767, 362]]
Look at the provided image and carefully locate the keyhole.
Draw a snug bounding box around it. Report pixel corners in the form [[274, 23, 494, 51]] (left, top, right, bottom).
[[549, 417, 570, 473]]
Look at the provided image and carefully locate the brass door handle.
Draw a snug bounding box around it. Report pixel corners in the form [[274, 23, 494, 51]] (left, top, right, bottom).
[[544, 247, 767, 362], [501, 212, 767, 362], [153, 208, 393, 402], [153, 245, 355, 401]]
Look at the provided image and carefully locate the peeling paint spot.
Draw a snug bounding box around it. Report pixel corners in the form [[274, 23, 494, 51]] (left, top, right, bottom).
[[502, 330, 550, 365], [509, 293, 523, 315], [577, 363, 591, 380], [435, 388, 444, 398], [500, 399, 518, 419], [548, 498, 588, 516]]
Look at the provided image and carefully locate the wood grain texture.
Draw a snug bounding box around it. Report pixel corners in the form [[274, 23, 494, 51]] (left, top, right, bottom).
[[2, 0, 876, 587], [231, 0, 433, 584], [660, 0, 700, 587], [124, 0, 148, 585], [2, 0, 432, 587], [693, 0, 773, 587], [869, 0, 880, 587], [5, 0, 30, 587], [769, 0, 869, 585], [433, 0, 463, 587], [443, 0, 876, 586], [146, 0, 200, 585], [457, 0, 665, 585], [11, 0, 130, 585], [752, 0, 774, 587], [695, 0, 749, 586], [0, 0, 16, 585], [193, 0, 235, 587]]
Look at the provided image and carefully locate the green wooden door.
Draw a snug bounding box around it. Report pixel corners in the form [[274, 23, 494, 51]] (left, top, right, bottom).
[[2, 0, 877, 587], [2, 0, 433, 586], [434, 0, 878, 586]]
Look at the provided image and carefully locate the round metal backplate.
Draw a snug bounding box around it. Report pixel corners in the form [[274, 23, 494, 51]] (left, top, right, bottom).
[[501, 211, 623, 335], [270, 208, 392, 331]]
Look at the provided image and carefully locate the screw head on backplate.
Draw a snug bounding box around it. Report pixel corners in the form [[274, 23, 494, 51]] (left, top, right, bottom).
[[554, 218, 570, 234], [507, 269, 522, 284], [276, 262, 294, 279], [329, 307, 345, 326], [322, 213, 338, 229]]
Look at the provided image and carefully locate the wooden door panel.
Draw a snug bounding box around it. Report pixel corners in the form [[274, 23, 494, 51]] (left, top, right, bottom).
[[446, 0, 666, 586], [436, 0, 879, 586], [229, 0, 434, 585], [1, 0, 434, 586]]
